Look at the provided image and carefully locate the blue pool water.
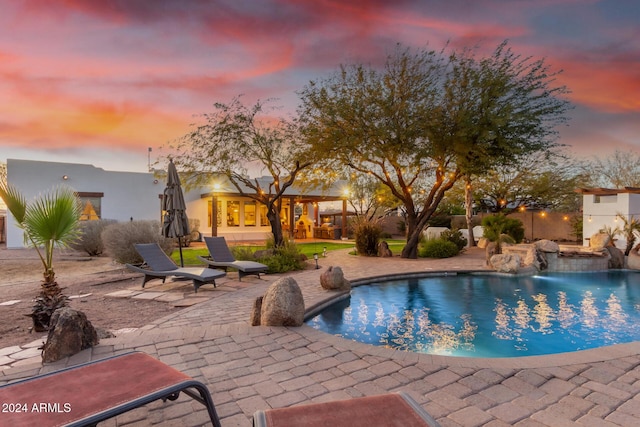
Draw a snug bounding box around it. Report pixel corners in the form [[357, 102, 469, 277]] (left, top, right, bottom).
[[306, 271, 640, 357]]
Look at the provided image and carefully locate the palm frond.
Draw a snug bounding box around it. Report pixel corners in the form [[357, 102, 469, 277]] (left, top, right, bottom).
[[0, 181, 27, 224]]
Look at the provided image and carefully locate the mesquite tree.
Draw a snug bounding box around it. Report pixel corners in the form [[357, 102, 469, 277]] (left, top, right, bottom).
[[168, 97, 313, 247], [299, 41, 570, 258]]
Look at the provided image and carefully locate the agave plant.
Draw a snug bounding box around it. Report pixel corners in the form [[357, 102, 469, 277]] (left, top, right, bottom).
[[0, 182, 81, 331]]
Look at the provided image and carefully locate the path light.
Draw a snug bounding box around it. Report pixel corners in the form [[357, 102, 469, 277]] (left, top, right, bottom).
[[323, 247, 327, 257], [313, 253, 319, 269]]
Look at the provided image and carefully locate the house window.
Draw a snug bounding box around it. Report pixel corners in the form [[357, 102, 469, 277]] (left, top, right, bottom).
[[227, 201, 240, 226], [77, 192, 103, 221], [594, 195, 617, 204], [260, 205, 269, 226], [245, 201, 256, 226]]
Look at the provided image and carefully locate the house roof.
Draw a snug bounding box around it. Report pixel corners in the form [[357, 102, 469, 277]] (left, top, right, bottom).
[[576, 187, 640, 195], [199, 175, 348, 202]]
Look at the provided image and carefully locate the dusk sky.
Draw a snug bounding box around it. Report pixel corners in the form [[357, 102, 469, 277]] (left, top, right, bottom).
[[1, 0, 638, 173]]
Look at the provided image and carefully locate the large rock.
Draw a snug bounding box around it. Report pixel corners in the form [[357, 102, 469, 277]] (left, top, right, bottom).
[[377, 241, 393, 257], [320, 266, 351, 291], [535, 239, 560, 253], [250, 296, 263, 326], [490, 253, 521, 273], [607, 246, 625, 269], [477, 238, 490, 249], [42, 307, 99, 363], [590, 233, 611, 250], [523, 246, 540, 271], [260, 277, 305, 327], [628, 244, 640, 270]]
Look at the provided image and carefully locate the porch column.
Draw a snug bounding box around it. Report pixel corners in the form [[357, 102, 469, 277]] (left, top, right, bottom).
[[289, 197, 295, 238], [342, 199, 347, 240], [211, 195, 218, 237]]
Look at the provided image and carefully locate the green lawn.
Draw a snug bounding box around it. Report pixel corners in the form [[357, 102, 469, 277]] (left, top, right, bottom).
[[171, 239, 406, 265]]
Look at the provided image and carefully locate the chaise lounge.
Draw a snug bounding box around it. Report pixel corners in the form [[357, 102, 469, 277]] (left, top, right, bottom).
[[126, 242, 226, 293], [198, 236, 268, 281]]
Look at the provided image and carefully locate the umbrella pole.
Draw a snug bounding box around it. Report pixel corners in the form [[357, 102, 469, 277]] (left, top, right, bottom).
[[178, 237, 184, 267]]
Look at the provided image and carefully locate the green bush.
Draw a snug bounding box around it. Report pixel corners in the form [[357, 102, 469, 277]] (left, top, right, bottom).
[[482, 214, 525, 243], [254, 236, 305, 273], [70, 219, 117, 256], [352, 218, 382, 256], [440, 229, 467, 252], [419, 238, 459, 258], [102, 220, 174, 264]]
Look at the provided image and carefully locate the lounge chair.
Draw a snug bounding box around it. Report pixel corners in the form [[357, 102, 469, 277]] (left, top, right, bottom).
[[197, 236, 268, 281], [0, 351, 222, 427], [126, 243, 225, 293], [253, 392, 440, 426]]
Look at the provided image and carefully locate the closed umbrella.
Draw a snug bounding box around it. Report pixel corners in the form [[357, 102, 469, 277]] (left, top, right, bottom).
[[162, 159, 190, 266]]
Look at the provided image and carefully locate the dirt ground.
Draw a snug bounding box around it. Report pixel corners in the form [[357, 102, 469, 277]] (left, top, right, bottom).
[[0, 247, 177, 350]]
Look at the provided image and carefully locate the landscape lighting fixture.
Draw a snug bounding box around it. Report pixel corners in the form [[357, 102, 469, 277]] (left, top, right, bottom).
[[313, 253, 319, 269]]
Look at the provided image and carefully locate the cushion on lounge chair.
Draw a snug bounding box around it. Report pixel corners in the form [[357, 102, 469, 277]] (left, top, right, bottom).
[[253, 392, 440, 427], [198, 237, 268, 281], [0, 351, 222, 427], [126, 243, 225, 293]]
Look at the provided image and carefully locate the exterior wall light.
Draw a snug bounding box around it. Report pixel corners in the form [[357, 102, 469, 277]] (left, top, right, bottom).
[[62, 175, 69, 180]]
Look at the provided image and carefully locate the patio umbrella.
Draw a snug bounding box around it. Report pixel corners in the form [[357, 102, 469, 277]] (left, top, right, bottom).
[[162, 159, 190, 266]]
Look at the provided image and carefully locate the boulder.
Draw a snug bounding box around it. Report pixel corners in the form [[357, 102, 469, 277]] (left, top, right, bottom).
[[628, 244, 640, 270], [589, 233, 611, 251], [490, 253, 521, 273], [250, 296, 263, 326], [477, 238, 490, 249], [377, 241, 393, 258], [320, 266, 351, 291], [523, 246, 540, 271], [42, 307, 99, 363], [606, 246, 625, 269], [260, 277, 305, 327], [535, 239, 560, 253]]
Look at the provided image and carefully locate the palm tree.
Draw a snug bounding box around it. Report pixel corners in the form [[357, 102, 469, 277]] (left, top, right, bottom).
[[617, 212, 640, 256], [0, 182, 81, 331]]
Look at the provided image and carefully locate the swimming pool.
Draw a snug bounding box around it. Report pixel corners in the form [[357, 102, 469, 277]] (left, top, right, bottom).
[[306, 271, 640, 357]]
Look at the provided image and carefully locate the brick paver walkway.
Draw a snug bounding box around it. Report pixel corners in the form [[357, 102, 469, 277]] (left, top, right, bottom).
[[2, 247, 640, 426]]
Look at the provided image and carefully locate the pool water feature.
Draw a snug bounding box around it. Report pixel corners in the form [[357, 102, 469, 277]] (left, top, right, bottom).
[[306, 271, 640, 358]]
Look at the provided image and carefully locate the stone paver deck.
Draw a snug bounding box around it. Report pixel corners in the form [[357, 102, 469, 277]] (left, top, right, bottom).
[[2, 247, 640, 426]]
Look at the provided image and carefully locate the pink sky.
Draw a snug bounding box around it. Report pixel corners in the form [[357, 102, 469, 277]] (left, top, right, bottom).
[[1, 0, 638, 172]]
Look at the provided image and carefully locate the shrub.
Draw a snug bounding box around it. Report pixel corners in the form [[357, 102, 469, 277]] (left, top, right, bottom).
[[254, 238, 305, 273], [352, 217, 382, 256], [482, 214, 525, 244], [440, 229, 467, 252], [70, 219, 117, 256], [102, 220, 174, 264], [419, 238, 459, 258]]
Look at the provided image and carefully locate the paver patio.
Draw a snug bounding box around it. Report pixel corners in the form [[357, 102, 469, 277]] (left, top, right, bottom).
[[1, 247, 640, 426]]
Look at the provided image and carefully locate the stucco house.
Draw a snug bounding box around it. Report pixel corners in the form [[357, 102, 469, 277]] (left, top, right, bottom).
[[4, 159, 347, 248], [579, 187, 640, 250]]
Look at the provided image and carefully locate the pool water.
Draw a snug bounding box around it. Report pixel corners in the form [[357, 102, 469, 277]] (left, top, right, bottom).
[[306, 271, 640, 357]]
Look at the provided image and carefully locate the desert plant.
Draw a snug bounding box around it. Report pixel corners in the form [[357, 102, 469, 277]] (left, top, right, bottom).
[[0, 183, 81, 331], [440, 229, 467, 252], [255, 236, 305, 273], [70, 219, 117, 256], [598, 225, 620, 248], [102, 220, 173, 264], [352, 217, 382, 256], [482, 214, 525, 253], [419, 238, 459, 258], [616, 213, 640, 256]]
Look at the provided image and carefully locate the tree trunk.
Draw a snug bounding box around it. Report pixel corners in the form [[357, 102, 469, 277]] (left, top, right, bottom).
[[401, 214, 420, 259], [465, 177, 476, 247], [267, 208, 285, 247]]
